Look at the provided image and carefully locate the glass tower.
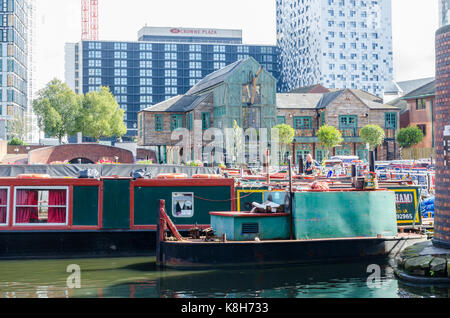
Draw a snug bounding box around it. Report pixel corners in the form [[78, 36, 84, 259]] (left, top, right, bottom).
[[276, 0, 394, 97], [66, 27, 279, 139], [0, 0, 32, 139], [439, 0, 450, 27]]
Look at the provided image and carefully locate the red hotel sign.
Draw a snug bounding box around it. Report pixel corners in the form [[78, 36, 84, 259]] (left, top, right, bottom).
[[170, 28, 218, 35]]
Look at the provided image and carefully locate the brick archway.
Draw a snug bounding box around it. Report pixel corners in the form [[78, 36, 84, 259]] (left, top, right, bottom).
[[28, 144, 135, 164]]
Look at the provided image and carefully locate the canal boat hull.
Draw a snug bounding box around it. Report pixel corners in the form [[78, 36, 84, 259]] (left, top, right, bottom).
[[158, 235, 427, 269]]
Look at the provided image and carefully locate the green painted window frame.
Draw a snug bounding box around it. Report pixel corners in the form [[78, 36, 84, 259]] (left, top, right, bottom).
[[293, 116, 312, 130], [315, 149, 326, 163], [171, 114, 184, 131], [416, 99, 427, 110], [357, 146, 369, 162], [202, 112, 210, 130], [385, 112, 397, 129], [339, 115, 357, 130], [336, 145, 352, 156], [321, 112, 326, 126], [155, 114, 164, 131], [296, 145, 312, 163], [276, 116, 286, 125]]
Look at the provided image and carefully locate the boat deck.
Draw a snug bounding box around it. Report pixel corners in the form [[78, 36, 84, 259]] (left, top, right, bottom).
[[168, 233, 425, 245]]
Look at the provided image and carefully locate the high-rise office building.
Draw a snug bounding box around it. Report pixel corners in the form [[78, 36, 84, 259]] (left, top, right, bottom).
[[439, 0, 450, 27], [65, 26, 279, 139], [276, 0, 394, 97], [0, 0, 32, 140]]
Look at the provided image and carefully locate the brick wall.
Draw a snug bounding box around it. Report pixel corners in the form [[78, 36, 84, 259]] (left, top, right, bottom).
[[28, 144, 135, 164], [7, 145, 46, 155], [434, 26, 450, 247]]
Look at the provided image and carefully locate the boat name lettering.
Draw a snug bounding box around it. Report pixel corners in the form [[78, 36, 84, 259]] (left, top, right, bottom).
[[395, 193, 413, 204]]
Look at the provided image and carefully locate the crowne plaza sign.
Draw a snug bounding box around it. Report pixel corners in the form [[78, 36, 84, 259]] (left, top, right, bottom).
[[139, 26, 242, 39], [170, 28, 218, 35]]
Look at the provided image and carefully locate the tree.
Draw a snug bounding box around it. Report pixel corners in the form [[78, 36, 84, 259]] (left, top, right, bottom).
[[360, 124, 385, 151], [8, 137, 26, 146], [33, 79, 81, 144], [317, 125, 344, 161], [79, 86, 127, 142], [7, 113, 29, 142], [273, 124, 295, 164], [397, 126, 424, 160]]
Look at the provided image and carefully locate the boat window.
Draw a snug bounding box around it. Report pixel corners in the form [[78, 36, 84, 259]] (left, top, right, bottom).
[[0, 188, 9, 225], [14, 188, 68, 226]]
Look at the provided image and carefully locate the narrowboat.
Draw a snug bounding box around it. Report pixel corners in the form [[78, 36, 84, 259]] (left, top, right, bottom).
[[0, 163, 430, 260], [0, 171, 235, 259], [156, 188, 427, 269]]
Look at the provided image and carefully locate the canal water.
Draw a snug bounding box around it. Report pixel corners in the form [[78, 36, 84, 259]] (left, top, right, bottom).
[[0, 257, 448, 298]]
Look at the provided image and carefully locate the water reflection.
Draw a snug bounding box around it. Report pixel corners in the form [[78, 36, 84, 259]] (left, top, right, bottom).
[[0, 257, 448, 298]]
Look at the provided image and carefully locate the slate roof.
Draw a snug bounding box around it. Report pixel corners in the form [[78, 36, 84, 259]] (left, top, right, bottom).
[[186, 59, 246, 95], [401, 80, 436, 100], [387, 97, 408, 114], [277, 93, 324, 109], [142, 93, 211, 113], [278, 89, 400, 111], [385, 77, 435, 95], [349, 89, 383, 102], [289, 84, 330, 94], [316, 90, 345, 109]]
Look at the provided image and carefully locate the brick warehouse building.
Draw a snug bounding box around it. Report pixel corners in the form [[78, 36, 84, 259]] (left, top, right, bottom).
[[138, 58, 400, 164], [434, 25, 450, 248]]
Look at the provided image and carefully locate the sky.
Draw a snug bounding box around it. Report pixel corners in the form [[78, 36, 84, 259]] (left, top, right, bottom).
[[34, 0, 438, 94]]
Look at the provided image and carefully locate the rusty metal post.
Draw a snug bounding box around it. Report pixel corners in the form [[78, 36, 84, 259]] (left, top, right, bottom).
[[288, 156, 294, 240], [156, 200, 167, 267]]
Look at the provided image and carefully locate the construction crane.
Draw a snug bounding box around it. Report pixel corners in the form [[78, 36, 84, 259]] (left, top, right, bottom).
[[81, 0, 99, 41]]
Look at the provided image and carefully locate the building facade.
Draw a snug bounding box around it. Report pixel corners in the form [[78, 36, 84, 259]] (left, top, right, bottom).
[[434, 24, 450, 248], [439, 0, 450, 28], [0, 0, 32, 140], [278, 89, 400, 163], [276, 0, 394, 97], [139, 58, 400, 164], [65, 26, 279, 140], [401, 80, 436, 156], [138, 57, 277, 164]]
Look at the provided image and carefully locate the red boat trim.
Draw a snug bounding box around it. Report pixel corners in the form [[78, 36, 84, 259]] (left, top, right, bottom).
[[132, 178, 234, 187], [131, 224, 210, 231], [210, 212, 289, 218]]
